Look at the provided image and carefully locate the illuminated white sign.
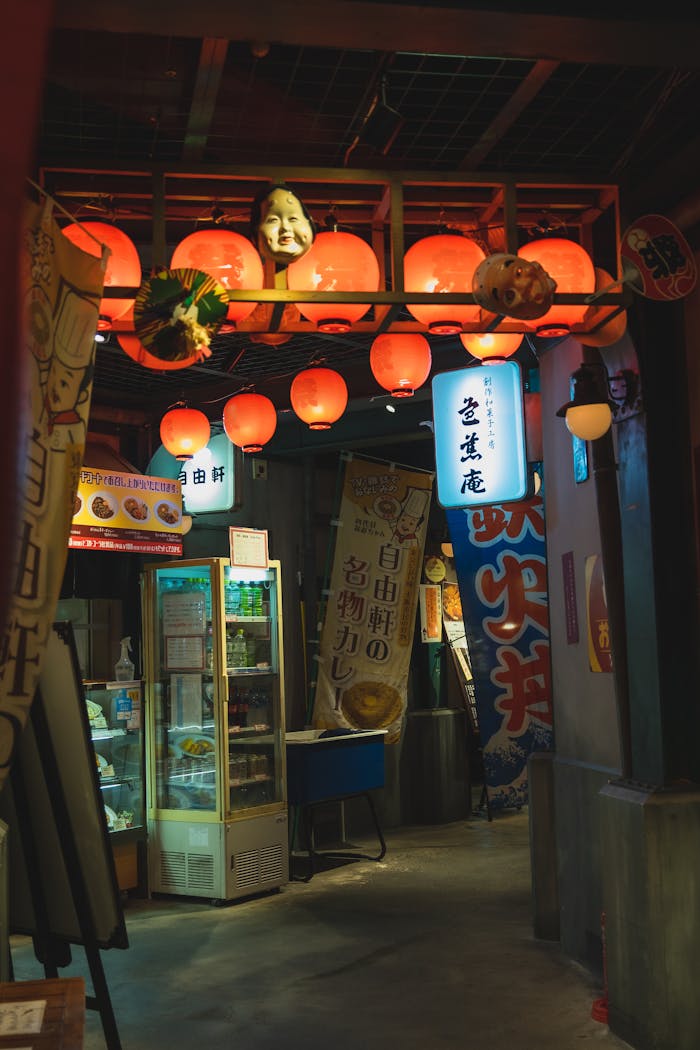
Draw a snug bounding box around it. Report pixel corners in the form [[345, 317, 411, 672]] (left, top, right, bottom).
[[179, 433, 234, 514], [432, 361, 527, 509]]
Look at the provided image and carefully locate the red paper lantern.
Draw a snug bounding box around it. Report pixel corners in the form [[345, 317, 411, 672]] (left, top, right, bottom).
[[62, 220, 141, 329], [580, 267, 628, 347], [170, 229, 263, 327], [404, 234, 485, 334], [518, 237, 595, 337], [370, 333, 432, 397], [290, 367, 348, 429], [160, 406, 210, 461], [223, 392, 277, 452], [459, 331, 523, 361], [286, 231, 380, 332]]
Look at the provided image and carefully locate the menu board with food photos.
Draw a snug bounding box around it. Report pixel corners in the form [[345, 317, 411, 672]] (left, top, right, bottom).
[[69, 467, 183, 555]]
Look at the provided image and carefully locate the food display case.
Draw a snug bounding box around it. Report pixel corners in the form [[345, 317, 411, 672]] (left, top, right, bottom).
[[141, 557, 288, 903], [84, 679, 146, 891]]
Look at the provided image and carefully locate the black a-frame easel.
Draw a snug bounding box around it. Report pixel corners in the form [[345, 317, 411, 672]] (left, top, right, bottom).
[[0, 622, 128, 1049]]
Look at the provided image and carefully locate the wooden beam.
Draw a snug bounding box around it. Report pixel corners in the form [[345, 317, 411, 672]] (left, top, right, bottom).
[[182, 38, 229, 162], [52, 2, 700, 68]]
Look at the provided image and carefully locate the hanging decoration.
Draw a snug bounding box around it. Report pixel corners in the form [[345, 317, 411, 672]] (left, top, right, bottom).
[[133, 267, 228, 363], [459, 331, 524, 361], [403, 233, 485, 334], [286, 230, 380, 332], [579, 268, 628, 348], [369, 333, 432, 397], [619, 214, 697, 301], [471, 252, 556, 322], [61, 220, 141, 329], [170, 228, 263, 326], [223, 392, 277, 452], [116, 308, 199, 370], [159, 405, 211, 461], [518, 237, 595, 337], [290, 367, 348, 429]]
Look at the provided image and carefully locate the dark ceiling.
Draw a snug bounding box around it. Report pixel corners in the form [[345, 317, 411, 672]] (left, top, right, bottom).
[[36, 2, 700, 456]]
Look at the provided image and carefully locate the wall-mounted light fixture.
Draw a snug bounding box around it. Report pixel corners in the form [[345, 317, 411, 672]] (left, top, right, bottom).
[[556, 362, 641, 441]]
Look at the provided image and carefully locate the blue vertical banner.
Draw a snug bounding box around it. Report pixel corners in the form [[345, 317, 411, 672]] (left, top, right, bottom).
[[446, 495, 553, 810]]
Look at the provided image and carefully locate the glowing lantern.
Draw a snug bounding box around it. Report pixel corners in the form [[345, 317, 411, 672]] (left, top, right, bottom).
[[580, 267, 628, 347], [459, 331, 524, 361], [370, 333, 432, 397], [160, 406, 210, 461], [518, 237, 595, 337], [62, 220, 141, 329], [290, 367, 348, 429], [223, 392, 277, 453], [286, 231, 380, 332], [404, 233, 485, 334], [170, 229, 263, 327]]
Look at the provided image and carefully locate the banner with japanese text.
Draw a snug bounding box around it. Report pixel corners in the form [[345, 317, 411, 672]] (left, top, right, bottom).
[[70, 466, 183, 555], [312, 453, 433, 744], [446, 495, 553, 809], [0, 200, 104, 791]]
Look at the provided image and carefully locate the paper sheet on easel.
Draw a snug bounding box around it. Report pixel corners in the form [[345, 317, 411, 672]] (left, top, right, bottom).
[[0, 999, 46, 1035]]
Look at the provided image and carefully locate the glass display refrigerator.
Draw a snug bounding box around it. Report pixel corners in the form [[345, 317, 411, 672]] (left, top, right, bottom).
[[56, 597, 146, 893], [141, 557, 288, 903]]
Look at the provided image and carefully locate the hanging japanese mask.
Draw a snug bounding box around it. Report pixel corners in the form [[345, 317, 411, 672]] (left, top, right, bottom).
[[472, 252, 557, 321]]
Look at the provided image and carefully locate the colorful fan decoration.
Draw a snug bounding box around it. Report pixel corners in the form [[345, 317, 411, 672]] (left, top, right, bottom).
[[133, 267, 229, 363]]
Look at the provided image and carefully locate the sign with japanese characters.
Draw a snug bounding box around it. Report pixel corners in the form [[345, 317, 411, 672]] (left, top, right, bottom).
[[585, 554, 612, 673], [69, 468, 183, 555], [447, 495, 553, 810], [312, 453, 433, 744], [432, 361, 528, 509], [179, 433, 235, 513], [621, 214, 697, 301], [0, 199, 104, 793]]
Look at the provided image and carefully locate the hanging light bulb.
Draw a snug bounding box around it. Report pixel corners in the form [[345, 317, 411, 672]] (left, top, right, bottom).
[[369, 333, 432, 397], [223, 392, 277, 452], [556, 364, 613, 440], [290, 367, 348, 429], [62, 220, 142, 329], [404, 233, 485, 334], [286, 230, 380, 332], [160, 405, 211, 461], [170, 228, 263, 328], [459, 331, 523, 361], [518, 237, 595, 338]]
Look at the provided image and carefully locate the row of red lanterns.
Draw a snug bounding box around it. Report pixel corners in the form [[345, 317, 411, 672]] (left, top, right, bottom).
[[61, 220, 626, 346]]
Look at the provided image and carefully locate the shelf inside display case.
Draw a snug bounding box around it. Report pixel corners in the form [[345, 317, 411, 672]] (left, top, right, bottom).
[[85, 680, 145, 843]]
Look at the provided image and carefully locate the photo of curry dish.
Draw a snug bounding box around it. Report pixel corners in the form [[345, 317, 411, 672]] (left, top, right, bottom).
[[341, 680, 403, 730], [156, 502, 179, 525], [73, 493, 82, 516], [91, 494, 115, 519], [442, 583, 463, 621], [124, 496, 149, 521]]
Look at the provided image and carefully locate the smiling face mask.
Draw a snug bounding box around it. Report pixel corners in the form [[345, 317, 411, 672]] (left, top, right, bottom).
[[256, 187, 315, 264], [472, 252, 557, 320]]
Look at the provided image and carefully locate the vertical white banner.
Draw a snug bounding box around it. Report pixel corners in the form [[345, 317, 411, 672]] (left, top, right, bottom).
[[312, 454, 433, 744]]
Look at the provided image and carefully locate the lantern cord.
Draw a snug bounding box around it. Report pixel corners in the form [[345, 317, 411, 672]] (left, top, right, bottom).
[[25, 177, 113, 254]]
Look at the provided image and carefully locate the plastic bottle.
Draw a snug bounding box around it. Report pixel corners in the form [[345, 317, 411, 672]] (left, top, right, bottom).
[[114, 637, 135, 681], [231, 629, 247, 669]]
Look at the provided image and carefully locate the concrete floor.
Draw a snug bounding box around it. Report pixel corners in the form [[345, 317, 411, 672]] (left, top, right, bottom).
[[10, 809, 634, 1050]]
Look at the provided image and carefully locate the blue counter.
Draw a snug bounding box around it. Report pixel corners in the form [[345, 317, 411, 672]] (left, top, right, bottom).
[[285, 729, 387, 806]]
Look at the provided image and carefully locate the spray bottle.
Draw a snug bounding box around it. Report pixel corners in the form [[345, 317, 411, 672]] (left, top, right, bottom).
[[114, 637, 135, 681]]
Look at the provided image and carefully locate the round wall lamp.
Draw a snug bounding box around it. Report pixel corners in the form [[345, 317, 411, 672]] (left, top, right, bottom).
[[556, 364, 613, 440]]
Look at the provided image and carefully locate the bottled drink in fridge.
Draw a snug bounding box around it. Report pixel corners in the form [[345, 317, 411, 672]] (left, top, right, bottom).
[[231, 629, 247, 668]]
